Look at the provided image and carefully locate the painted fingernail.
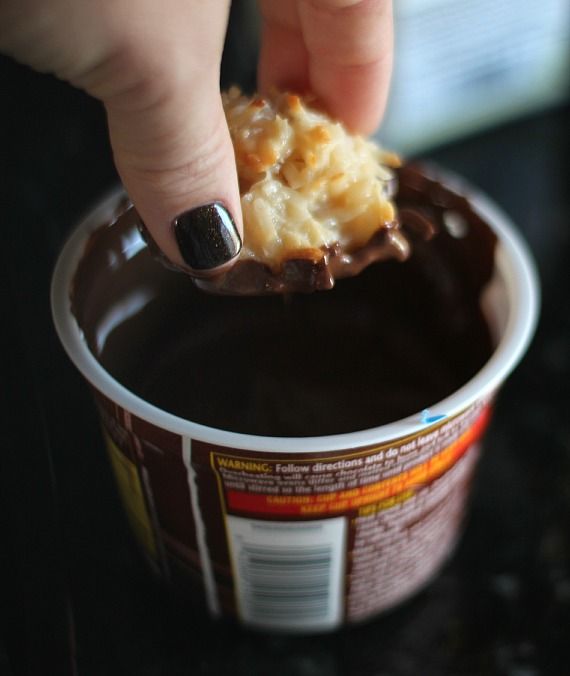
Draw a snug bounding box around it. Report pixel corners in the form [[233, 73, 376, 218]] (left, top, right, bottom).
[[172, 202, 241, 271]]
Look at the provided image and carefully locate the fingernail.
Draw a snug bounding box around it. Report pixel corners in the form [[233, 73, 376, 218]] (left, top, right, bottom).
[[173, 202, 241, 271]]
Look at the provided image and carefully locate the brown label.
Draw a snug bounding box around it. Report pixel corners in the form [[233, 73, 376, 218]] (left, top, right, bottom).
[[93, 386, 492, 630], [190, 401, 491, 629]]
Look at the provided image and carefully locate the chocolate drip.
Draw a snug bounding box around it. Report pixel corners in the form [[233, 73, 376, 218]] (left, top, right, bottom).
[[196, 219, 413, 296], [195, 222, 410, 296]]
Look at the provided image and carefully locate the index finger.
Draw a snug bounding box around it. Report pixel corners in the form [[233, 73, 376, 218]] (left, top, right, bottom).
[[258, 0, 393, 134]]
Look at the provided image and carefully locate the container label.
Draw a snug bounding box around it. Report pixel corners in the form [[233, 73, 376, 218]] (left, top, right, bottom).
[[194, 401, 491, 628], [211, 407, 488, 519], [96, 385, 492, 630]]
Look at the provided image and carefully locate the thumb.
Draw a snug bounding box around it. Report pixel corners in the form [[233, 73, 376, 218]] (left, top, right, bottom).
[[101, 11, 242, 276]]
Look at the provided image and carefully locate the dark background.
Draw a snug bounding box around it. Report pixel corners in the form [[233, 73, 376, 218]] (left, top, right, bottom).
[[2, 6, 570, 674]]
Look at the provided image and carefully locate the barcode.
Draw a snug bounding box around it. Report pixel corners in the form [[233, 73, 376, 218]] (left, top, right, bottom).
[[227, 517, 346, 631]]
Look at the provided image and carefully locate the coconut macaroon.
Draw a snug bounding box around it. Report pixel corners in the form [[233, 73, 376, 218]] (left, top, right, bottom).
[[194, 89, 429, 294], [223, 87, 404, 267]]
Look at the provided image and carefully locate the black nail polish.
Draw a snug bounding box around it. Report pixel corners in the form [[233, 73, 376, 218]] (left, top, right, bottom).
[[173, 203, 241, 271]]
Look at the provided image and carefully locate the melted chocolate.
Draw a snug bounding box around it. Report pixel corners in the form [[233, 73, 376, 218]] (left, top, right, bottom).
[[196, 174, 432, 295], [195, 220, 413, 295], [71, 164, 497, 436]]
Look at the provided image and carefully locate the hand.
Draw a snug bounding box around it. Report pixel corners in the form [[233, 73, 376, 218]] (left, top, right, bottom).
[[0, 0, 393, 276]]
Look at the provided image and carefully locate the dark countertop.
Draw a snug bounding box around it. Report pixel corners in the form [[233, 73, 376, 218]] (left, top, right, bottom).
[[2, 53, 569, 675]]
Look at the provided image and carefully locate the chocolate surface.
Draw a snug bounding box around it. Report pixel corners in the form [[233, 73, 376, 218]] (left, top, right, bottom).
[[71, 164, 497, 436]]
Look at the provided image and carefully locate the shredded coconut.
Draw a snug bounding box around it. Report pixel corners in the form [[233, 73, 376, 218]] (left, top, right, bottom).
[[222, 88, 400, 267]]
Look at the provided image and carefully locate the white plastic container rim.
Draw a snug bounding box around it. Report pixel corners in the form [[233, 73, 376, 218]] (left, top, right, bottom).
[[51, 175, 540, 453]]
